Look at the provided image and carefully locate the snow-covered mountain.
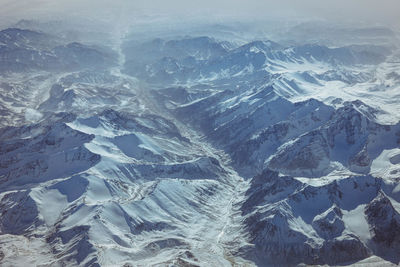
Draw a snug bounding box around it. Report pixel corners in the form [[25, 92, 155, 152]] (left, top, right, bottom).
[[0, 22, 399, 266]]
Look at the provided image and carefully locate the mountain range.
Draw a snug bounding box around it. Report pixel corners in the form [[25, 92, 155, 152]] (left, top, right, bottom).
[[0, 22, 400, 266]]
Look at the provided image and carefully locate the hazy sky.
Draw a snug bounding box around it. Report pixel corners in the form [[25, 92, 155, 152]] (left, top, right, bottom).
[[1, 0, 399, 27]]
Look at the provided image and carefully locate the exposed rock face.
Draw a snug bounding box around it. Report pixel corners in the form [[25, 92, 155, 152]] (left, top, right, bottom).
[[312, 205, 345, 239], [365, 192, 400, 263], [0, 190, 40, 234]]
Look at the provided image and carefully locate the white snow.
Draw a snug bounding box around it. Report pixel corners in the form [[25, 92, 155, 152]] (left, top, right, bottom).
[[342, 204, 371, 244]]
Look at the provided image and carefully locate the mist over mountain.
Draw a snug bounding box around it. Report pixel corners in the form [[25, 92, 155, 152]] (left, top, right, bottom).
[[0, 1, 400, 266]]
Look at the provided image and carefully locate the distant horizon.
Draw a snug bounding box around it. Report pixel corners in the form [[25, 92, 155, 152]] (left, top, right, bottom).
[[1, 0, 399, 30]]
